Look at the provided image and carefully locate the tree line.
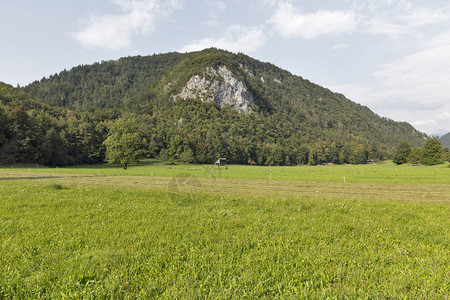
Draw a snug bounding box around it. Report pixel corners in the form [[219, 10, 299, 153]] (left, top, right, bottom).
[[1, 85, 448, 168], [0, 82, 386, 167], [393, 139, 449, 166]]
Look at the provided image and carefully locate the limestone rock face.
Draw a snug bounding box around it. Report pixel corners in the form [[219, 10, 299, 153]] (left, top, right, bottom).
[[177, 66, 254, 114]]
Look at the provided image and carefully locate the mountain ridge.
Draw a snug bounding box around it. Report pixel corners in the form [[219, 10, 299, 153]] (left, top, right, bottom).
[[2, 48, 427, 166]]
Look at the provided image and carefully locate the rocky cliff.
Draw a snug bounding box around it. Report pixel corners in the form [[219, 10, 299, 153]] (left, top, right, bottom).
[[177, 66, 254, 114]]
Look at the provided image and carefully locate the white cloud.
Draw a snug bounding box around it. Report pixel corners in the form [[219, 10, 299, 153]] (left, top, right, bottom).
[[367, 18, 408, 37], [216, 1, 227, 10], [180, 25, 267, 53], [373, 43, 450, 105], [323, 43, 349, 54], [427, 29, 450, 48], [268, 2, 358, 39], [373, 39, 450, 131], [348, 0, 412, 13], [330, 30, 450, 134], [331, 81, 450, 134], [329, 83, 375, 105], [259, 0, 281, 9], [365, 4, 450, 37], [73, 0, 181, 50], [400, 7, 450, 27]]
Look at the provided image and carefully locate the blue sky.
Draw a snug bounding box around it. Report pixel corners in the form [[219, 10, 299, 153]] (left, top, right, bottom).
[[1, 0, 449, 135]]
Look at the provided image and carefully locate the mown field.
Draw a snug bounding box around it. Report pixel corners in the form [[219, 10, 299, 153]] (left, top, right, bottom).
[[2, 159, 450, 184], [0, 162, 449, 298]]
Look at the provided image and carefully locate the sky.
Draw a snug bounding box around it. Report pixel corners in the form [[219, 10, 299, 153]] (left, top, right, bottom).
[[1, 0, 449, 135]]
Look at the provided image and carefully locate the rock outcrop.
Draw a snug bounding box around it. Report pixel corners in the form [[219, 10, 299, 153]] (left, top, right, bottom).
[[177, 66, 254, 114]]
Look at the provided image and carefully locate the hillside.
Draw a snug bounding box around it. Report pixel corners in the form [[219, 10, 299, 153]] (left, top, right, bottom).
[[0, 82, 107, 165], [4, 49, 427, 166], [440, 132, 450, 147]]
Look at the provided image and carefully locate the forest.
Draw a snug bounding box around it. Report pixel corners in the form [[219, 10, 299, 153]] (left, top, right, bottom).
[[1, 48, 444, 167]]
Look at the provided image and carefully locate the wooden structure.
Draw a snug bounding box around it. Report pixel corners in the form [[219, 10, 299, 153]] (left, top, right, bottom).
[[215, 158, 226, 166]]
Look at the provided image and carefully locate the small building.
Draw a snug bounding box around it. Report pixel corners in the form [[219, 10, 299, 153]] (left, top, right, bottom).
[[215, 158, 226, 166]]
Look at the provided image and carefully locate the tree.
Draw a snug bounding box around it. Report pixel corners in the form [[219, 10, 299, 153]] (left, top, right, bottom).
[[308, 149, 316, 165], [296, 145, 310, 165], [408, 147, 423, 164], [0, 107, 8, 148], [393, 141, 411, 165], [103, 118, 145, 169], [442, 147, 449, 163], [265, 144, 285, 166], [168, 134, 188, 159], [39, 128, 70, 166], [179, 148, 195, 163], [61, 114, 107, 164], [421, 137, 443, 166], [6, 105, 38, 162], [339, 144, 353, 164], [352, 144, 368, 164], [329, 142, 340, 164]]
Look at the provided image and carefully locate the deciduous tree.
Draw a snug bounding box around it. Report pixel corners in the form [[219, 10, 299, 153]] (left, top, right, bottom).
[[103, 118, 145, 169], [393, 141, 411, 165], [408, 147, 423, 164], [421, 137, 443, 166]]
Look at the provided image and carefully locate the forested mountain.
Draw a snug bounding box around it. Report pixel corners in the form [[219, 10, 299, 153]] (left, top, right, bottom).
[[0, 82, 107, 165], [2, 48, 427, 166], [440, 132, 450, 147]]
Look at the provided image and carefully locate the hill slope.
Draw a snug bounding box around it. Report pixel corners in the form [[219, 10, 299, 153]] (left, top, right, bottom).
[[16, 49, 427, 165], [0, 82, 107, 165], [439, 132, 450, 147]]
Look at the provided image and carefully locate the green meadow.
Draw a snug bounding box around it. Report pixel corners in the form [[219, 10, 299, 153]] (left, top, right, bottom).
[[0, 162, 449, 298], [2, 159, 450, 184]]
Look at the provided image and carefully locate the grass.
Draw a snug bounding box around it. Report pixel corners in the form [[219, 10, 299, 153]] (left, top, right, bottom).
[[1, 159, 450, 184], [0, 162, 449, 298]]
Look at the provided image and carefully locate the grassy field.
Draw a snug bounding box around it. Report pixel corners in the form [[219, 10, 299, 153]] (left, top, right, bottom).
[[1, 159, 450, 184], [0, 162, 449, 298]]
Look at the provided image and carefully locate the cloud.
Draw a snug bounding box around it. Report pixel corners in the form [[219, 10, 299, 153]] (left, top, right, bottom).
[[330, 30, 450, 134], [260, 0, 282, 9], [331, 82, 450, 134], [375, 38, 450, 131], [268, 2, 358, 39], [216, 1, 227, 10], [366, 18, 408, 37], [373, 38, 450, 106], [365, 4, 450, 37], [329, 83, 375, 105], [73, 0, 180, 50], [349, 0, 412, 12], [180, 25, 267, 53], [400, 7, 450, 27], [323, 43, 349, 54]]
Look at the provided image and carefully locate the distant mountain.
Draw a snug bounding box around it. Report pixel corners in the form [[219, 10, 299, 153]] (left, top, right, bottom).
[[3, 48, 428, 165], [430, 129, 448, 138], [439, 132, 450, 147]]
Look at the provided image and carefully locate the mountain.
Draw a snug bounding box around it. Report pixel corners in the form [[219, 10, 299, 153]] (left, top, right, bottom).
[[431, 129, 448, 137], [3, 48, 427, 166], [439, 132, 450, 147]]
